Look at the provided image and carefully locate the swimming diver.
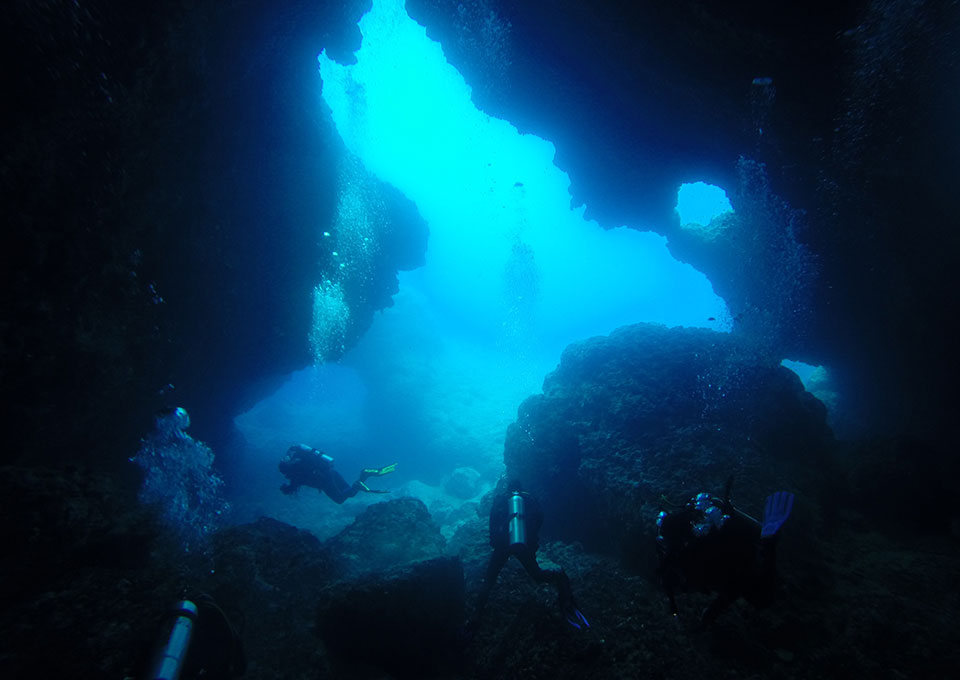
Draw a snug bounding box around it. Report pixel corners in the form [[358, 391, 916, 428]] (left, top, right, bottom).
[[468, 479, 589, 632], [278, 444, 397, 504], [655, 481, 795, 626]]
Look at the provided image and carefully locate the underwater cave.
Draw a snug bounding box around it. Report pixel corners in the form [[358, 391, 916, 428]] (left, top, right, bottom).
[[3, 0, 959, 678]]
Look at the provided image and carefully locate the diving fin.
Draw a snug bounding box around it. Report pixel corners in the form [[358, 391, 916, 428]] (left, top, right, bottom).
[[565, 607, 590, 630], [356, 480, 390, 495], [360, 462, 398, 481], [761, 491, 795, 538], [558, 584, 590, 630]]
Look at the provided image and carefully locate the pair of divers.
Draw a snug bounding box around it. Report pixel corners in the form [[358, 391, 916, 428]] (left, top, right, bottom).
[[279, 447, 587, 632], [278, 443, 397, 504], [656, 480, 795, 626], [474, 479, 793, 632]]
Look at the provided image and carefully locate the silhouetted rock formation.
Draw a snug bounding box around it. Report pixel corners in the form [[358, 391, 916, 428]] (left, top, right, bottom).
[[317, 556, 465, 679], [503, 323, 835, 558]]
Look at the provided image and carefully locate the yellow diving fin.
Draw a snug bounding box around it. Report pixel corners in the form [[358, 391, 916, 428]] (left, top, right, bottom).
[[361, 462, 398, 480], [356, 480, 390, 494]]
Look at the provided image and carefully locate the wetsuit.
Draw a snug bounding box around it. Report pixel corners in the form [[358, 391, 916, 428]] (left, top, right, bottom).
[[657, 496, 780, 625], [278, 445, 363, 504], [473, 490, 575, 622]]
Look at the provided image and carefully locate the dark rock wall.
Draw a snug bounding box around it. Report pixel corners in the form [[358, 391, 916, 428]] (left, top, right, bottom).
[[409, 0, 858, 228], [665, 158, 820, 361], [810, 0, 960, 440], [2, 0, 427, 474]]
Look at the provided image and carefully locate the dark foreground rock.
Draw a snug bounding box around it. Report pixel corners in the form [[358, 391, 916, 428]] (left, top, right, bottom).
[[0, 465, 171, 679], [0, 465, 156, 604], [317, 556, 465, 679], [1, 463, 958, 679], [202, 518, 336, 678], [453, 527, 960, 680]]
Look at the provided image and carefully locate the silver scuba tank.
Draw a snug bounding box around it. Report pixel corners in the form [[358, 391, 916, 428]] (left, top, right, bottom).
[[148, 600, 198, 680], [508, 492, 527, 547]]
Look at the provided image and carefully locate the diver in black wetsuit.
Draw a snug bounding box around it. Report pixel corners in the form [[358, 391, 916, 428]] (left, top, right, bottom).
[[469, 480, 589, 631], [655, 484, 795, 627], [278, 444, 396, 504]]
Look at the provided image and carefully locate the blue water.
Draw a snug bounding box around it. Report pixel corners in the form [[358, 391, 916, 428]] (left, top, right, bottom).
[[676, 181, 733, 227]]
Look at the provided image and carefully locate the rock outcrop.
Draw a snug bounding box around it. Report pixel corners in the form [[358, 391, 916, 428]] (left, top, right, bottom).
[[503, 323, 835, 558]]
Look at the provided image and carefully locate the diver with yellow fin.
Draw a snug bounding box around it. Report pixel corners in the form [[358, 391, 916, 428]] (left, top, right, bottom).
[[278, 444, 397, 504]]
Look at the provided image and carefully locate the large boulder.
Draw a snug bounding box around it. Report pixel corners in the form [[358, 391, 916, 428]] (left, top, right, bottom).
[[316, 556, 465, 679], [202, 518, 336, 678], [323, 497, 447, 577], [197, 500, 453, 677], [503, 323, 836, 559]]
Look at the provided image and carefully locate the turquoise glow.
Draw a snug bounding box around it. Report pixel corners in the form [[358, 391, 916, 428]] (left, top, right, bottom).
[[780, 359, 819, 387], [676, 181, 733, 226], [318, 0, 731, 352]]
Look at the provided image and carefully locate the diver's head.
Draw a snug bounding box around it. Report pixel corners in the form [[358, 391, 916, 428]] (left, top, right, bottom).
[[279, 445, 308, 476], [279, 444, 332, 478], [507, 479, 524, 494]]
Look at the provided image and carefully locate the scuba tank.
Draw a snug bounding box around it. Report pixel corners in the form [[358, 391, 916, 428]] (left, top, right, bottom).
[[143, 595, 246, 680], [148, 600, 198, 680], [508, 492, 527, 547]]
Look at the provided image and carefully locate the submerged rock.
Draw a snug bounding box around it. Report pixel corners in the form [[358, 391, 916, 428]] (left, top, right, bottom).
[[323, 497, 446, 576], [203, 518, 335, 678], [317, 556, 465, 679], [444, 466, 484, 499], [198, 500, 453, 677], [504, 323, 836, 558]]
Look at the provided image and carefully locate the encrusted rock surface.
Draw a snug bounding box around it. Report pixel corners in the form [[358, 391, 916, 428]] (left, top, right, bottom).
[[504, 323, 834, 557]]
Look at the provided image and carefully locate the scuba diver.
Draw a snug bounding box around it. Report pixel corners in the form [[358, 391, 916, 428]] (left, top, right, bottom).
[[278, 444, 397, 504], [468, 480, 589, 632], [140, 593, 246, 680], [655, 481, 795, 627]]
